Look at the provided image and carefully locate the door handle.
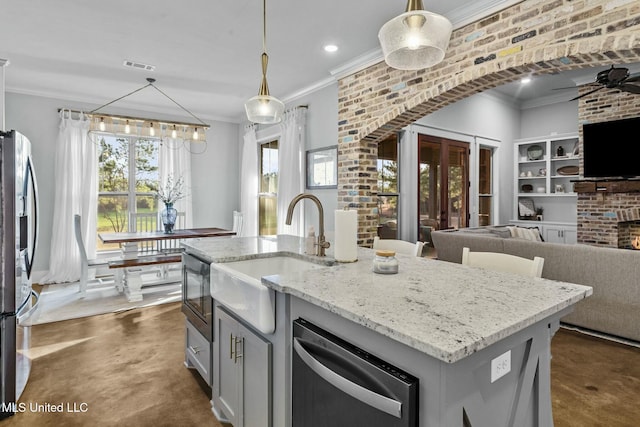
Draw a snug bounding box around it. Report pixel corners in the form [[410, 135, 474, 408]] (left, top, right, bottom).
[[293, 338, 402, 419]]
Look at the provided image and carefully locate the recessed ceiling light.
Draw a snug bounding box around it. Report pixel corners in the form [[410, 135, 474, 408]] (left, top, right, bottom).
[[521, 77, 532, 84], [324, 44, 338, 53]]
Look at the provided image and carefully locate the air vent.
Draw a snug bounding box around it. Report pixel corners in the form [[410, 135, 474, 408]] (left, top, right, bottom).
[[123, 60, 156, 71]]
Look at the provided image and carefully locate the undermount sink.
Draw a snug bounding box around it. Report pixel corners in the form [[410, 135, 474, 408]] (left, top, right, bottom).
[[210, 256, 328, 334]]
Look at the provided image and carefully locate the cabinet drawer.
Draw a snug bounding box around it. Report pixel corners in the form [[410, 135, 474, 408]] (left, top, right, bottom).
[[186, 320, 212, 386]]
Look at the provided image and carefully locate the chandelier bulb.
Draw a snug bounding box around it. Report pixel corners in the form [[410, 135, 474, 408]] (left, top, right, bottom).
[[99, 117, 106, 132], [124, 120, 131, 134], [193, 127, 199, 141], [149, 122, 155, 137], [171, 125, 177, 139]]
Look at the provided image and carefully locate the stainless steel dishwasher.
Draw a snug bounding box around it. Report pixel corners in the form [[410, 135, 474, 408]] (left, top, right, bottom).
[[292, 318, 418, 427]]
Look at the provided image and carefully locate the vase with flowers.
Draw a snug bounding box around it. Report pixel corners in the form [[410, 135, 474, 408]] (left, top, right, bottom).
[[156, 174, 186, 233]]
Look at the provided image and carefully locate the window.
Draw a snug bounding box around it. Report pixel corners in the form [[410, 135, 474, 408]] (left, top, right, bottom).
[[259, 139, 278, 236], [377, 135, 399, 239], [478, 147, 493, 226], [97, 134, 159, 250]]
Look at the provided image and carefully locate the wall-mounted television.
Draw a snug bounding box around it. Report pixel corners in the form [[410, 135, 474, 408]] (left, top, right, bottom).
[[583, 116, 640, 179]]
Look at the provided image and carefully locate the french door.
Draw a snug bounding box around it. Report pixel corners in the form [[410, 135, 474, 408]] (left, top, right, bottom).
[[418, 134, 469, 235]]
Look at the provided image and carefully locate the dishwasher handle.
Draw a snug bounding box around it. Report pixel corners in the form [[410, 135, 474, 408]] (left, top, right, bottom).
[[293, 338, 402, 419]]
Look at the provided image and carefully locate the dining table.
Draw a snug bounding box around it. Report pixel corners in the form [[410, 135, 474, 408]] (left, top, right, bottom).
[[98, 227, 235, 302]]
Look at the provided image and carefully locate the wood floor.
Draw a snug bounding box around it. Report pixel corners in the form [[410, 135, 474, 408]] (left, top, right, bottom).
[[2, 302, 639, 426]]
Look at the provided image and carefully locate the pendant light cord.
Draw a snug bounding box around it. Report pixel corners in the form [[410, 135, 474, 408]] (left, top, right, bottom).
[[262, 0, 267, 53], [89, 78, 208, 127]]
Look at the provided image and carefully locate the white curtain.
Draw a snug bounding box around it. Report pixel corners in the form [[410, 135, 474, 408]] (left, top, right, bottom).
[[277, 108, 306, 236], [41, 110, 96, 283], [159, 137, 193, 228], [240, 125, 258, 237]]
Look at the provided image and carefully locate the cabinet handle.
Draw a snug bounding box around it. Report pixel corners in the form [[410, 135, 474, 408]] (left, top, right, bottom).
[[189, 345, 200, 355], [229, 334, 243, 363], [234, 337, 243, 364], [229, 333, 234, 360]]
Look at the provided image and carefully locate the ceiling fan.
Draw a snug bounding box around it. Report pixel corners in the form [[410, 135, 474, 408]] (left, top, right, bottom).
[[567, 65, 640, 101]]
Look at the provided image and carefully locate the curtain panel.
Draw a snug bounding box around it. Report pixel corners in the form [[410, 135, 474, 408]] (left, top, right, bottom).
[[277, 108, 306, 236], [41, 111, 96, 283], [159, 138, 193, 228], [240, 126, 259, 237]]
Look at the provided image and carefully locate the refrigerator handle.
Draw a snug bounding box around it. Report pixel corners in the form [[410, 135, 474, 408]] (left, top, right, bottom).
[[16, 290, 40, 323], [293, 338, 403, 419], [23, 157, 39, 279]]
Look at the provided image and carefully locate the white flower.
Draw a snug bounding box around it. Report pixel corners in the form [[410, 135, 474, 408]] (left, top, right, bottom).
[[156, 174, 186, 205]]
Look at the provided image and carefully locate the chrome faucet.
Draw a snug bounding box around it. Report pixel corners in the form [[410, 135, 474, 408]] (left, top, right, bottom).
[[285, 193, 330, 257]]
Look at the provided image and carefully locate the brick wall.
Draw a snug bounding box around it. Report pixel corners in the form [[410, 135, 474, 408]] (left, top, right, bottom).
[[576, 85, 640, 247], [337, 0, 640, 245]]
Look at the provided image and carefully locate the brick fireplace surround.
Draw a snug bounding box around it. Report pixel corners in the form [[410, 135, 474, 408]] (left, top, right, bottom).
[[336, 0, 640, 247]]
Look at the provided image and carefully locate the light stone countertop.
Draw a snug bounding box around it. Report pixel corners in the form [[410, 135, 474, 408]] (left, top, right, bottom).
[[183, 234, 592, 363]]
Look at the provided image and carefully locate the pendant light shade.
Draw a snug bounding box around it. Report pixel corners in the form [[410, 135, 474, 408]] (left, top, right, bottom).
[[378, 0, 452, 71], [245, 0, 284, 124]]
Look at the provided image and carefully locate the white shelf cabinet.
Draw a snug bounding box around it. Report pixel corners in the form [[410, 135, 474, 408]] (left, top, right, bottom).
[[514, 133, 579, 222], [212, 305, 272, 427]]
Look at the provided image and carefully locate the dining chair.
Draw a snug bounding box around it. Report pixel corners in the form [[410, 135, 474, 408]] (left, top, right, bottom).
[[74, 214, 117, 294], [373, 236, 425, 257], [232, 211, 243, 237], [461, 247, 544, 278], [129, 212, 160, 253]]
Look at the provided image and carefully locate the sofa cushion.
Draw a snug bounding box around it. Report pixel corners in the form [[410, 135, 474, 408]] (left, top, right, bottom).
[[431, 230, 505, 263]]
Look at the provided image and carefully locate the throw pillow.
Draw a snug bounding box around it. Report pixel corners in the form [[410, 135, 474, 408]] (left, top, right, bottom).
[[507, 225, 543, 242]]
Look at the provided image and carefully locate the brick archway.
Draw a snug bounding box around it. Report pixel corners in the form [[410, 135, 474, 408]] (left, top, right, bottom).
[[337, 0, 640, 245]]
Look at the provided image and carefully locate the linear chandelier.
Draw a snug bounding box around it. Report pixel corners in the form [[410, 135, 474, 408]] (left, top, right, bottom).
[[88, 78, 210, 142]]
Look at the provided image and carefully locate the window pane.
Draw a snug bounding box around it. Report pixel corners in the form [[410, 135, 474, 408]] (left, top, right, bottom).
[[377, 136, 398, 194], [259, 196, 277, 236], [135, 138, 159, 193], [97, 194, 129, 251], [260, 140, 279, 194], [98, 135, 129, 192], [377, 195, 398, 239], [136, 194, 159, 214], [478, 147, 492, 226]]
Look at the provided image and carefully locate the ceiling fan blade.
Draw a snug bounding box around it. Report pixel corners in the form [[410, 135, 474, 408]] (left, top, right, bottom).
[[620, 83, 640, 94], [623, 72, 640, 83], [569, 86, 604, 101]]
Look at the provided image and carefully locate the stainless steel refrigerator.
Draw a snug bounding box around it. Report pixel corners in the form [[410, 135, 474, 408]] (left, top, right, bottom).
[[0, 130, 39, 419]]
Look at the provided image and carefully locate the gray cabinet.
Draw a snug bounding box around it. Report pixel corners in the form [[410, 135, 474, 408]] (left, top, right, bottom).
[[184, 320, 212, 386], [212, 305, 272, 427]]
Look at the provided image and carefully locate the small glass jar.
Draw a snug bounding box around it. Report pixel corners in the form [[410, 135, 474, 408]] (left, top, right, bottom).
[[372, 250, 398, 274]]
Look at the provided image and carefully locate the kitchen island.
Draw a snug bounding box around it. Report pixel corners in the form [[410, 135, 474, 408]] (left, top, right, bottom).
[[182, 235, 592, 427]]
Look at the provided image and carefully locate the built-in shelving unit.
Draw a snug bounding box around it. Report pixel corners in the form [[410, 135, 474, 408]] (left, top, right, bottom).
[[514, 133, 579, 223]]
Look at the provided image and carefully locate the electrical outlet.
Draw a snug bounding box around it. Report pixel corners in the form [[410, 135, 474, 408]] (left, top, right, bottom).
[[491, 350, 511, 383]]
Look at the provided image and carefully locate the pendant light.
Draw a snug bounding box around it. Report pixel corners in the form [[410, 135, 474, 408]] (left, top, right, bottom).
[[244, 0, 284, 124], [378, 0, 452, 71]]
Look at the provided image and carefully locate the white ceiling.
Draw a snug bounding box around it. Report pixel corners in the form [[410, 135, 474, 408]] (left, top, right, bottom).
[[1, 0, 637, 124]]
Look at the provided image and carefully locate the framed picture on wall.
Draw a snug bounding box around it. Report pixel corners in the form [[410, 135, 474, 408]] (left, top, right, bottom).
[[306, 146, 338, 189]]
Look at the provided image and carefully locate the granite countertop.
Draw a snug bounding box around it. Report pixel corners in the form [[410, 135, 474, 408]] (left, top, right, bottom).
[[183, 235, 592, 363]]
